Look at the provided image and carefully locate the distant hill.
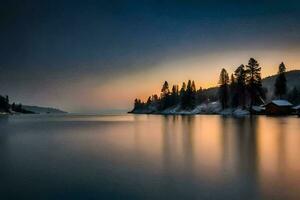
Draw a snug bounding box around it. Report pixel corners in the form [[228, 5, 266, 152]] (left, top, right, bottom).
[[23, 105, 67, 114], [262, 70, 300, 99]]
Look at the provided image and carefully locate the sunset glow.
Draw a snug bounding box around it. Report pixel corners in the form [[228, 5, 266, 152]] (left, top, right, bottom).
[[1, 1, 300, 112]]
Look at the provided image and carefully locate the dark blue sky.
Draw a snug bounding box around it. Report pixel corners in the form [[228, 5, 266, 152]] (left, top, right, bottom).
[[1, 0, 300, 111]]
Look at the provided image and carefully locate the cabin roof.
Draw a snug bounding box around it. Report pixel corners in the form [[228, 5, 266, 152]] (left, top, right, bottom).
[[268, 100, 293, 107]]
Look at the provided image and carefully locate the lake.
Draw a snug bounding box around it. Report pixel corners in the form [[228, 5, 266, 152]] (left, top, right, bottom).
[[0, 114, 300, 200]]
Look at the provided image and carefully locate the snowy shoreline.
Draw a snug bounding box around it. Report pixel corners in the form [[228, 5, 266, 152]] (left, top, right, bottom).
[[129, 102, 251, 117], [129, 110, 250, 116]]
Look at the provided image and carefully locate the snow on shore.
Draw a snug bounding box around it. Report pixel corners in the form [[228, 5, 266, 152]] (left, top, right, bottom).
[[0, 112, 9, 115], [131, 101, 250, 116]]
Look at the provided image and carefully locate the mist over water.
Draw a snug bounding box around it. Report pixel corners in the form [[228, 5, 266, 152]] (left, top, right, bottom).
[[0, 114, 299, 199]]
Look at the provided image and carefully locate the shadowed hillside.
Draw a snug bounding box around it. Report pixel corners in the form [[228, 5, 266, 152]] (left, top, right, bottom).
[[262, 70, 300, 99]]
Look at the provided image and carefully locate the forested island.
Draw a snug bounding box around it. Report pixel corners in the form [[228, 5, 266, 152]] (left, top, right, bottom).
[[0, 95, 66, 115], [130, 58, 300, 116]]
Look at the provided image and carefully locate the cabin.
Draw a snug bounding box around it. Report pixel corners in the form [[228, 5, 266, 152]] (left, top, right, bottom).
[[265, 100, 293, 115]]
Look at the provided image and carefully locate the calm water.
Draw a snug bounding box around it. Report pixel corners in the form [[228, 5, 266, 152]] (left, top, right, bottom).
[[0, 114, 300, 200]]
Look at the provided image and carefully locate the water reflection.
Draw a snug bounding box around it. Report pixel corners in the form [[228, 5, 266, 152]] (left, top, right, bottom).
[[154, 115, 299, 199], [0, 114, 299, 199], [258, 117, 300, 200]]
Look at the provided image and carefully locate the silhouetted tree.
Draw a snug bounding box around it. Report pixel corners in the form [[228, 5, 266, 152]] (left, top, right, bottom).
[[180, 82, 187, 109], [146, 96, 152, 105], [5, 95, 10, 111], [230, 73, 239, 108], [160, 81, 171, 110], [245, 58, 264, 108], [152, 94, 159, 102], [0, 95, 10, 113], [186, 80, 197, 109], [180, 82, 186, 95], [150, 94, 160, 111], [134, 98, 139, 108], [191, 81, 196, 92], [161, 81, 170, 96], [234, 64, 247, 108], [218, 68, 229, 109], [130, 57, 294, 114], [180, 80, 196, 110], [134, 98, 150, 112], [274, 62, 287, 99], [134, 98, 143, 110], [11, 102, 25, 113], [170, 84, 179, 106]]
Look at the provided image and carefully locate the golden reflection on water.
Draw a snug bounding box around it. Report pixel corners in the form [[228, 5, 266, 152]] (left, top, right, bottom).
[[2, 114, 299, 199], [131, 115, 300, 199], [257, 117, 300, 200], [79, 114, 300, 199]]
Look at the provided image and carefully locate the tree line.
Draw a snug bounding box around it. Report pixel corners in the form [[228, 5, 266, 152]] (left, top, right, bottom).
[[0, 95, 33, 113], [132, 58, 300, 112], [133, 80, 216, 112]]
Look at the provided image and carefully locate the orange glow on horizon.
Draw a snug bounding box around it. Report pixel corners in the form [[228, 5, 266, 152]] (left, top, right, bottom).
[[85, 48, 300, 110]]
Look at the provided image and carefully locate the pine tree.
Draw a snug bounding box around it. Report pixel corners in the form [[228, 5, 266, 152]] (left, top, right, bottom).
[[184, 80, 196, 109], [0, 95, 4, 111], [170, 84, 179, 106], [150, 94, 159, 111], [234, 64, 246, 108], [146, 96, 152, 105], [180, 82, 186, 96], [245, 58, 263, 108], [160, 81, 171, 110], [274, 62, 287, 99], [5, 95, 10, 111], [230, 74, 239, 108], [191, 81, 196, 92], [152, 94, 158, 102], [134, 98, 139, 109], [180, 82, 187, 109], [0, 95, 10, 112], [218, 68, 229, 109], [191, 81, 197, 107], [134, 98, 142, 110], [161, 81, 170, 96]]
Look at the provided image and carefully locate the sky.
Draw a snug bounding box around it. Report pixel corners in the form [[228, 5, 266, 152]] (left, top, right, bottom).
[[1, 0, 300, 113]]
